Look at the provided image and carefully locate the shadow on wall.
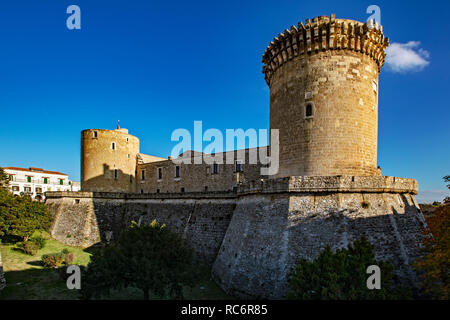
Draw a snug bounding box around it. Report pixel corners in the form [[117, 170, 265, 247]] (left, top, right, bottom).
[[82, 164, 135, 193]]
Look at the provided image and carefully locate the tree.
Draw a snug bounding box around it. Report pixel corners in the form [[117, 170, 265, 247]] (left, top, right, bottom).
[[287, 237, 412, 300], [80, 220, 199, 300], [0, 168, 8, 190], [444, 175, 450, 189], [413, 203, 450, 299], [0, 187, 52, 241]]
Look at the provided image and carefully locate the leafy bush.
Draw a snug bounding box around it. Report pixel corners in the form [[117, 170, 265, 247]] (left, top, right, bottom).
[[64, 252, 74, 265], [41, 250, 75, 268], [287, 237, 412, 300], [30, 235, 47, 249], [16, 241, 39, 256], [42, 253, 65, 268]]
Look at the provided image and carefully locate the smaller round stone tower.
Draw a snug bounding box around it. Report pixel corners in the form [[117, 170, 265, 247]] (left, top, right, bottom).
[[81, 124, 140, 192]]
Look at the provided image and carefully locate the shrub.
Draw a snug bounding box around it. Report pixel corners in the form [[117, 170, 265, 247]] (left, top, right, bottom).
[[64, 252, 74, 265], [30, 235, 47, 249], [17, 241, 39, 256], [42, 253, 65, 268], [287, 237, 412, 300], [361, 201, 371, 209], [41, 250, 75, 268]]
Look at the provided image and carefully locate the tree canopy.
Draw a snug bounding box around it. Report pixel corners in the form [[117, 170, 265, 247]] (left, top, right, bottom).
[[0, 172, 52, 241], [287, 237, 412, 300], [80, 219, 199, 300]]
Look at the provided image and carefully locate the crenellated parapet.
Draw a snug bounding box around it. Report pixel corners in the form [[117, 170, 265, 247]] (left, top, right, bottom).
[[262, 14, 389, 85]]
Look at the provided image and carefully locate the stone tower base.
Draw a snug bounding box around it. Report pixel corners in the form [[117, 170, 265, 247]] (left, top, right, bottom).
[[211, 176, 426, 299]]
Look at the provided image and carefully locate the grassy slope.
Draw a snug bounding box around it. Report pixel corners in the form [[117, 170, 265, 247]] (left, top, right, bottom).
[[0, 231, 231, 300]]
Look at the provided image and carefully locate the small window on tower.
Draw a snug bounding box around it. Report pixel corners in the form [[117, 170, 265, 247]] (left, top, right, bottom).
[[158, 168, 162, 180], [141, 170, 145, 180], [93, 131, 98, 138], [114, 169, 118, 180], [175, 166, 180, 178], [111, 142, 116, 150], [305, 102, 314, 118]]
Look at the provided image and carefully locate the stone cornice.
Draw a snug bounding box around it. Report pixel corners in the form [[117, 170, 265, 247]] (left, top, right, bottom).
[[262, 14, 389, 86], [46, 176, 418, 200]]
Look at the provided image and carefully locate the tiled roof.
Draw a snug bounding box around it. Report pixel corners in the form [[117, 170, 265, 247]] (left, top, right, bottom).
[[2, 167, 68, 176]]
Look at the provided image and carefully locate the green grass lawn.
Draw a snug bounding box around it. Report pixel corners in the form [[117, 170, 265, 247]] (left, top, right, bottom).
[[0, 231, 231, 300]]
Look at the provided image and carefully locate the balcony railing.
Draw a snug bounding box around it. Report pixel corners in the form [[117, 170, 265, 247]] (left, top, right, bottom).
[[8, 178, 70, 186]]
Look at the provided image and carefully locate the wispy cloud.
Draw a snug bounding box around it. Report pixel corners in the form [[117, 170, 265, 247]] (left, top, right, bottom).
[[416, 189, 449, 204], [385, 41, 430, 73]]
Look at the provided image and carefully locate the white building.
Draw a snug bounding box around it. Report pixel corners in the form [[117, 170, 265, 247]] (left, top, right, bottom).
[[2, 167, 80, 201]]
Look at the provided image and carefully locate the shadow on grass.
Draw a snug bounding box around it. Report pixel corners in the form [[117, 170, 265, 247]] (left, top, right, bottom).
[[0, 265, 233, 300], [26, 260, 44, 267], [0, 267, 80, 300]]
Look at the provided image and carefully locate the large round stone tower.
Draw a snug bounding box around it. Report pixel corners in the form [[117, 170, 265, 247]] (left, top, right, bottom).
[[263, 14, 388, 177], [81, 125, 139, 192]]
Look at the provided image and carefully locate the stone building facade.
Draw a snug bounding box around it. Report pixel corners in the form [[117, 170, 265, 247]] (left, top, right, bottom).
[[47, 14, 426, 299]]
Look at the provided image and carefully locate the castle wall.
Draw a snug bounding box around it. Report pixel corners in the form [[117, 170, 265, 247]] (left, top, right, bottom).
[[46, 176, 426, 299], [46, 192, 236, 265], [211, 176, 426, 299]]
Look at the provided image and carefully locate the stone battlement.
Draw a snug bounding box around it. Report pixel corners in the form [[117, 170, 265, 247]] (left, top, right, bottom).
[[238, 176, 418, 195], [262, 13, 389, 85], [46, 176, 418, 200]]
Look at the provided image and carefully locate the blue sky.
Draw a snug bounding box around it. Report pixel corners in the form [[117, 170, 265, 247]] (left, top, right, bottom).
[[0, 0, 448, 202]]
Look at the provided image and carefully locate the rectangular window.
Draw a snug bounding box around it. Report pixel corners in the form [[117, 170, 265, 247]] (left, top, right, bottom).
[[181, 187, 185, 193], [8, 175, 13, 181], [111, 142, 116, 150], [175, 166, 180, 178], [36, 187, 42, 193], [235, 160, 243, 172], [156, 189, 160, 193], [213, 163, 219, 174], [24, 187, 31, 192], [43, 178, 48, 184], [93, 131, 98, 138], [27, 176, 32, 183], [59, 179, 63, 185], [114, 169, 118, 180], [141, 170, 145, 180], [158, 168, 162, 180], [12, 186, 19, 192]]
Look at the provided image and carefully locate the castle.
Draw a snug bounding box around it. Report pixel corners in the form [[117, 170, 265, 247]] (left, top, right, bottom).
[[46, 14, 427, 299]]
